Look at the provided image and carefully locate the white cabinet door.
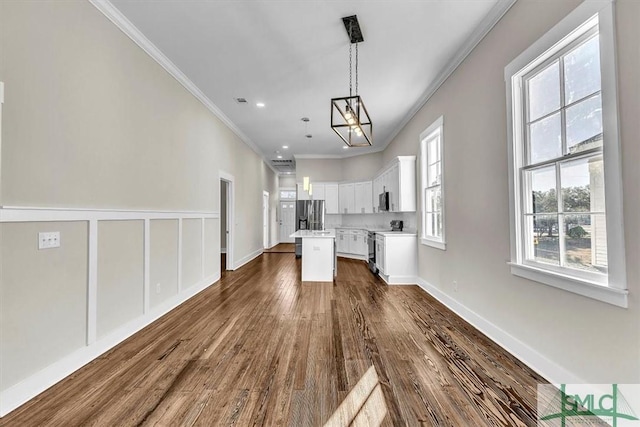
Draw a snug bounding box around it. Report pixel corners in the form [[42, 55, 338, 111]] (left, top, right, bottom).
[[357, 231, 368, 255], [339, 183, 355, 214], [362, 181, 373, 213], [324, 184, 339, 214], [388, 163, 400, 212], [354, 182, 365, 214], [336, 229, 349, 253], [312, 183, 325, 201], [297, 183, 310, 200], [350, 231, 359, 254]]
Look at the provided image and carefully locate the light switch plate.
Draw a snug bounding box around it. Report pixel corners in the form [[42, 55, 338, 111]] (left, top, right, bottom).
[[39, 232, 60, 249]]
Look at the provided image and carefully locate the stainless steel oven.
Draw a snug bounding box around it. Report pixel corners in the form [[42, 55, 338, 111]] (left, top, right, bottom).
[[367, 231, 377, 274]]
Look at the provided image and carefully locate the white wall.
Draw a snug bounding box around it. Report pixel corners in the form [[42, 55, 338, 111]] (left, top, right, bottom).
[[0, 0, 276, 413], [295, 158, 344, 182], [383, 0, 640, 384], [278, 175, 296, 188]]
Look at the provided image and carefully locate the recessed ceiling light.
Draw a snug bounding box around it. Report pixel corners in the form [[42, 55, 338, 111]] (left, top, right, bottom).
[[277, 155, 283, 159], [287, 172, 292, 174], [256, 102, 265, 108], [343, 146, 349, 149], [282, 145, 289, 149]]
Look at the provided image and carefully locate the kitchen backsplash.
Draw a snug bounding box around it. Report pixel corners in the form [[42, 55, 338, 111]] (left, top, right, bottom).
[[325, 212, 417, 231]]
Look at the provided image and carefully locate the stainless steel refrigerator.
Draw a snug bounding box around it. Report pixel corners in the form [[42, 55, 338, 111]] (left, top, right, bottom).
[[295, 200, 325, 258]]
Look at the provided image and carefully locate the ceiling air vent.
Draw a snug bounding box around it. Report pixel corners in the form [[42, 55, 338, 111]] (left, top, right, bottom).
[[235, 97, 247, 103], [271, 159, 295, 173]]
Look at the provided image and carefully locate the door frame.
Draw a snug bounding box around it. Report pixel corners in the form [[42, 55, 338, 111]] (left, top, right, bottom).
[[263, 190, 270, 249], [220, 171, 234, 270]]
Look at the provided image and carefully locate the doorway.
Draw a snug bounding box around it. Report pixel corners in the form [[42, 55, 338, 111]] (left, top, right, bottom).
[[279, 201, 296, 243], [263, 191, 270, 249], [220, 172, 234, 271]]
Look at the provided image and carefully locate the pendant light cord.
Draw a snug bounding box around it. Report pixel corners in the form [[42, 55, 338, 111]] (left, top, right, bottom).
[[347, 22, 359, 98]]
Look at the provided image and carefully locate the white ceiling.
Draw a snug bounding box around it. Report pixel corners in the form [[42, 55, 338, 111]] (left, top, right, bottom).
[[106, 0, 512, 171]]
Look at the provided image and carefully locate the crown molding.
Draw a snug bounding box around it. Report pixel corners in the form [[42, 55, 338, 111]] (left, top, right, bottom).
[[88, 0, 266, 162], [380, 0, 518, 150]]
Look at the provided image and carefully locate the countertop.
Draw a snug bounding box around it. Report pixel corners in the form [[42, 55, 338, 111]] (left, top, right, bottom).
[[375, 231, 418, 237], [289, 230, 336, 239], [333, 226, 417, 235]]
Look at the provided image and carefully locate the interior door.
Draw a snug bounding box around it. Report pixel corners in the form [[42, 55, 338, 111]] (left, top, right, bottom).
[[279, 201, 296, 243]]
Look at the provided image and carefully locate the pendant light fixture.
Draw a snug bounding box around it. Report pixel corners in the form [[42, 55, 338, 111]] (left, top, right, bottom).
[[331, 15, 373, 147]]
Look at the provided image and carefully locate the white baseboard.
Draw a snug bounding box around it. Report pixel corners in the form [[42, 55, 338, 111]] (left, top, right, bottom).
[[0, 273, 220, 417], [231, 248, 263, 270], [381, 274, 417, 285], [266, 240, 279, 250], [337, 253, 368, 261], [414, 277, 584, 385]]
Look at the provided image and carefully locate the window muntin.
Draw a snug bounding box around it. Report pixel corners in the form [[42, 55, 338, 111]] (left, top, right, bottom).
[[519, 24, 608, 282], [420, 117, 445, 249]]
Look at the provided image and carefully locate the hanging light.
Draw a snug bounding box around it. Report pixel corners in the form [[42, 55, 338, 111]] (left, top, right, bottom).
[[331, 15, 373, 147]]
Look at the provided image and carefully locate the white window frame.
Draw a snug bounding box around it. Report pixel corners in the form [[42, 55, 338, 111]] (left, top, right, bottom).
[[420, 116, 446, 250], [505, 0, 627, 308]]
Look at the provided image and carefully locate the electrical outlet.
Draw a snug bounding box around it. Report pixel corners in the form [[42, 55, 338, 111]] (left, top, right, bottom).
[[453, 280, 458, 292], [156, 283, 161, 294], [38, 232, 60, 249]]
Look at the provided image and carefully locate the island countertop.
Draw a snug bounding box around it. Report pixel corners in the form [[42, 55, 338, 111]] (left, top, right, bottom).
[[289, 230, 336, 239]]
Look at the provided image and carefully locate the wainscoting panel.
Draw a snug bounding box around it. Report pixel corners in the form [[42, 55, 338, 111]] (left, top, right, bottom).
[[149, 219, 179, 309], [97, 220, 145, 339], [0, 207, 220, 416]]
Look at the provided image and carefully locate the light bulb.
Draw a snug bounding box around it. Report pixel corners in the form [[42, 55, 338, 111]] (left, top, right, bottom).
[[347, 118, 355, 125], [344, 111, 352, 120]]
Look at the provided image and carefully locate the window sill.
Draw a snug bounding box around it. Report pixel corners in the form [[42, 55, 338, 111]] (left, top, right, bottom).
[[421, 238, 446, 251], [508, 262, 628, 308]]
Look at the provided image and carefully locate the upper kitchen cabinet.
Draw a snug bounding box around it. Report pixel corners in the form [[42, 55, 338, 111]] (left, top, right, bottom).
[[375, 156, 416, 212], [311, 182, 340, 215], [324, 184, 339, 214], [354, 181, 373, 214], [296, 183, 310, 200], [338, 183, 355, 214]]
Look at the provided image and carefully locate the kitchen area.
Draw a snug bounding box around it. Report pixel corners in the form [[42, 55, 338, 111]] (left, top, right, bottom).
[[289, 155, 418, 285]]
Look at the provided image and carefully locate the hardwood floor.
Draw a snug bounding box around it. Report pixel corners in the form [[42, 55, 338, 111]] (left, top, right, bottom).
[[264, 243, 295, 253], [2, 253, 545, 426]]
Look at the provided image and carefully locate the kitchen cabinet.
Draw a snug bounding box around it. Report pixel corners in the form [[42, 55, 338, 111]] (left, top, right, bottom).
[[336, 229, 368, 258], [376, 233, 417, 284], [312, 183, 325, 202], [354, 181, 373, 214], [338, 183, 355, 214], [375, 234, 385, 274], [373, 156, 416, 212], [324, 184, 339, 214], [336, 229, 349, 254], [339, 181, 372, 214], [297, 183, 310, 200]]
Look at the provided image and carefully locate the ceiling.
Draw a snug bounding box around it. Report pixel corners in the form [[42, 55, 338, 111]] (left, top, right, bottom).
[[106, 0, 513, 173]]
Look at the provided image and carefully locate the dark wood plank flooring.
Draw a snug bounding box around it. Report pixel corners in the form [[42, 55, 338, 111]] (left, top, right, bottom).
[[1, 254, 545, 426]]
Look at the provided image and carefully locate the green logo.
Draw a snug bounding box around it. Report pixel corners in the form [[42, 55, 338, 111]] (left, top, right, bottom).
[[538, 384, 639, 427]]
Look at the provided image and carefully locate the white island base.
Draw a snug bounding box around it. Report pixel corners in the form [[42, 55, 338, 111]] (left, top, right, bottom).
[[290, 230, 336, 282]]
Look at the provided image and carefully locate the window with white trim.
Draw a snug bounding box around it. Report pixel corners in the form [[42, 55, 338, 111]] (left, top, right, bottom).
[[505, 1, 627, 307], [420, 116, 445, 250]]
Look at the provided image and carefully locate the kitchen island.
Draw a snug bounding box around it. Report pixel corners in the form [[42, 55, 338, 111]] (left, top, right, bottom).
[[289, 230, 336, 282]]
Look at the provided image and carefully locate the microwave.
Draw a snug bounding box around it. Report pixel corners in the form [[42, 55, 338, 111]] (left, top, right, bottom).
[[378, 192, 389, 212]]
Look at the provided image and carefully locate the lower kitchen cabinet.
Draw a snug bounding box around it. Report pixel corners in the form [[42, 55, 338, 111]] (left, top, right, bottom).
[[376, 233, 417, 284], [336, 229, 368, 259]]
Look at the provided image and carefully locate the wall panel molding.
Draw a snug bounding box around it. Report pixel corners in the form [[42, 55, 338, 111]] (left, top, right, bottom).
[[0, 206, 221, 416]]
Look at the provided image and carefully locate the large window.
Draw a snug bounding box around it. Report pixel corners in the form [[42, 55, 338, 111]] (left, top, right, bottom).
[[420, 116, 445, 250], [505, 1, 627, 307]]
